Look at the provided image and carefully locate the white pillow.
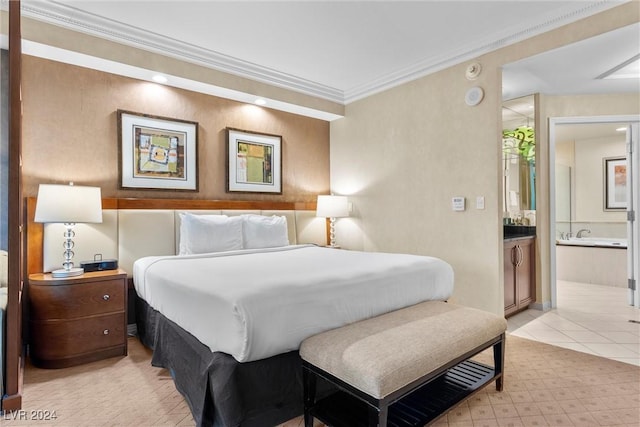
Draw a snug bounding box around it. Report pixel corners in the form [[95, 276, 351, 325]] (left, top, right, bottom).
[[241, 214, 289, 249], [179, 213, 243, 255]]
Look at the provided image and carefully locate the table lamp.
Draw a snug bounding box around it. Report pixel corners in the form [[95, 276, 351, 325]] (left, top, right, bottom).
[[316, 195, 349, 248], [34, 183, 103, 277]]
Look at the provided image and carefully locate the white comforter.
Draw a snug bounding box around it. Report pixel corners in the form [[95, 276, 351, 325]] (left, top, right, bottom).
[[133, 245, 454, 362]]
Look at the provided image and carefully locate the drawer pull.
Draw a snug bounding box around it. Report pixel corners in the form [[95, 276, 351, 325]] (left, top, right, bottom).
[[103, 294, 110, 301], [103, 329, 110, 335]]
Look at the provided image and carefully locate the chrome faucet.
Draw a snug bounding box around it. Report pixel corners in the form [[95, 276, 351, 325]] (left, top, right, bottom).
[[576, 229, 591, 238]]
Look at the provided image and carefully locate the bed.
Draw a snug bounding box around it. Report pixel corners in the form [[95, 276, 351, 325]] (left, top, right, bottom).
[[27, 198, 454, 427]]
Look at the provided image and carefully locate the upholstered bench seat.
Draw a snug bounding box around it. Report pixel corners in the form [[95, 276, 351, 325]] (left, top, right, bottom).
[[300, 300, 508, 427]]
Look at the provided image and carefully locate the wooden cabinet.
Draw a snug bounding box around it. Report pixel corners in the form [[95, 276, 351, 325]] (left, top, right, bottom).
[[28, 269, 128, 368], [504, 237, 535, 317]]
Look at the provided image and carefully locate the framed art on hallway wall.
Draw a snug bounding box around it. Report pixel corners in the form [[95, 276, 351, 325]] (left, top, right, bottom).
[[118, 110, 199, 191], [225, 127, 282, 194]]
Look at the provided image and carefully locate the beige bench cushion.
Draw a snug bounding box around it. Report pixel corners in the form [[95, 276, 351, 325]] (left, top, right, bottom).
[[300, 301, 507, 399]]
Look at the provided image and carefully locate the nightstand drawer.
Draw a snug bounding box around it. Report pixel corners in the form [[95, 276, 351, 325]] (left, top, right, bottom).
[[30, 313, 126, 360], [30, 279, 126, 320]]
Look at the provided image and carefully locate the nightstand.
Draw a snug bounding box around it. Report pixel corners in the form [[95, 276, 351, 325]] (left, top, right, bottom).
[[28, 269, 128, 369]]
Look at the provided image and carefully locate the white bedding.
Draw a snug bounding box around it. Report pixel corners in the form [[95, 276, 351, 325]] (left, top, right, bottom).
[[133, 245, 454, 362]]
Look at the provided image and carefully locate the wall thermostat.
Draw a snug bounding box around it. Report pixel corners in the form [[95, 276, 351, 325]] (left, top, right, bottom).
[[452, 197, 466, 211]]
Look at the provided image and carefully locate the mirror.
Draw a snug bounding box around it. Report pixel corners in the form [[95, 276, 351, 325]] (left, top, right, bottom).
[[502, 95, 536, 226]]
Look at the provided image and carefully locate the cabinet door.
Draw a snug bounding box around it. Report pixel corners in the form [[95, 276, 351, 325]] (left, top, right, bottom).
[[516, 240, 534, 307], [504, 243, 517, 314]]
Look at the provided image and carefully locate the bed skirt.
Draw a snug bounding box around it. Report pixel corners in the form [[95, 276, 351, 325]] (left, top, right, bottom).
[[136, 296, 329, 427]]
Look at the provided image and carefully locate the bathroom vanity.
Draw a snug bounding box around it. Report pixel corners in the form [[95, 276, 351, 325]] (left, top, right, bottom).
[[504, 226, 535, 317]]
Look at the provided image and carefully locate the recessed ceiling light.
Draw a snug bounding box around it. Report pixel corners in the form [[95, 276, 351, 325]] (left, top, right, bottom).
[[152, 74, 168, 83], [255, 98, 267, 105], [616, 127, 627, 132]]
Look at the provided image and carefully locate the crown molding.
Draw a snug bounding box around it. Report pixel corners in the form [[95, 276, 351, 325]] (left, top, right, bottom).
[[343, 0, 625, 103], [18, 0, 344, 103], [12, 0, 626, 106]]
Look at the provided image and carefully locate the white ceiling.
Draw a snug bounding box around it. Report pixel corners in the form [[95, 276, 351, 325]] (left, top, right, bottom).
[[502, 21, 640, 100], [13, 0, 638, 108]]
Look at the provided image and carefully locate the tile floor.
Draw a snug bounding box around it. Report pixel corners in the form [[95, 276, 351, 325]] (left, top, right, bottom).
[[508, 280, 640, 366]]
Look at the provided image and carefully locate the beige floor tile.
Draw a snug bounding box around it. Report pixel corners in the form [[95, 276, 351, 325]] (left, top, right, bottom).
[[495, 417, 524, 427], [508, 280, 640, 366], [566, 412, 600, 426], [517, 415, 549, 427], [541, 413, 574, 426], [469, 405, 496, 420], [590, 409, 624, 426], [491, 404, 519, 419], [583, 342, 640, 358], [472, 419, 500, 427]]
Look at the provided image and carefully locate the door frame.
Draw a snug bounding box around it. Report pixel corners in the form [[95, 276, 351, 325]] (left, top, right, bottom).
[[548, 114, 640, 309]]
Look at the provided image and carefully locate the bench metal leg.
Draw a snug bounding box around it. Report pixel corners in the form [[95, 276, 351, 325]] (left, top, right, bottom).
[[303, 367, 316, 427], [367, 404, 387, 427], [493, 333, 505, 391]]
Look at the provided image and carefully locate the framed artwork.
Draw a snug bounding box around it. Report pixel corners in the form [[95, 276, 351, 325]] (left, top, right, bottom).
[[604, 156, 626, 210], [118, 110, 198, 191], [226, 127, 282, 194]]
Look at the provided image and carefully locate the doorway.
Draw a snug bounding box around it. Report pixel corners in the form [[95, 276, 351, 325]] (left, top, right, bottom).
[[549, 115, 639, 310]]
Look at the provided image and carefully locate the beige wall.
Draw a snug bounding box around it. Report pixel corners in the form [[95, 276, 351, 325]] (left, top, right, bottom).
[[21, 56, 330, 201], [330, 2, 640, 314], [575, 136, 626, 222]]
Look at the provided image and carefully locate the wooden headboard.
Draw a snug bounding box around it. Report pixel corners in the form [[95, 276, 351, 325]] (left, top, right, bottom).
[[26, 198, 326, 276]]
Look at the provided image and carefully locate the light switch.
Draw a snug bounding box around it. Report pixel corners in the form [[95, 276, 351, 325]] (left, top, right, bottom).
[[452, 197, 465, 211], [476, 196, 485, 210]]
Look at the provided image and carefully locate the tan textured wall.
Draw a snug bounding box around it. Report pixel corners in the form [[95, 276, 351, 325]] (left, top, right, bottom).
[[330, 2, 639, 315], [21, 56, 330, 201]]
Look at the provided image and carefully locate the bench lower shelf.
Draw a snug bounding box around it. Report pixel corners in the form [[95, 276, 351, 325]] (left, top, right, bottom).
[[310, 360, 497, 427]]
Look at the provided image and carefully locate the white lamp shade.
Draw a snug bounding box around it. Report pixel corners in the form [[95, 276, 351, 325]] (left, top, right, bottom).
[[34, 184, 103, 224], [316, 195, 349, 218]]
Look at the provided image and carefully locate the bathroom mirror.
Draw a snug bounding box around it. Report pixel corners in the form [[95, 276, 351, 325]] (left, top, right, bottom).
[[502, 95, 536, 223]]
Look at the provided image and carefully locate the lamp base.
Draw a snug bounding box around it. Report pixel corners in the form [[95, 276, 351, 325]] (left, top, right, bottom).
[[51, 267, 84, 278]]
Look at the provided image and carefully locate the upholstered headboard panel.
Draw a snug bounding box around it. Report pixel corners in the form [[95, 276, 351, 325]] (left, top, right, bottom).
[[29, 198, 326, 276]]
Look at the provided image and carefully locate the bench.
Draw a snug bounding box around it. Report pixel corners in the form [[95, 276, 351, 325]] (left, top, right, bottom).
[[299, 300, 508, 427]]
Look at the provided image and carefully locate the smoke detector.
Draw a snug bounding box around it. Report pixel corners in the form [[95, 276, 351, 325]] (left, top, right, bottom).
[[465, 62, 482, 80]]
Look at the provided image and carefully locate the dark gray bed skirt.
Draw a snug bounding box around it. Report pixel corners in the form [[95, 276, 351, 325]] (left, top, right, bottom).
[[135, 296, 321, 427]]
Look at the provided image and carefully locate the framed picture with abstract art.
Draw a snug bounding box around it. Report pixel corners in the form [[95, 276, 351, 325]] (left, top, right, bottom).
[[226, 127, 282, 194], [604, 156, 626, 210], [118, 110, 198, 191]]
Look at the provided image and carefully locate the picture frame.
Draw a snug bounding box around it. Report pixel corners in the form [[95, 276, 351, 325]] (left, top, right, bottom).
[[118, 110, 198, 191], [226, 127, 282, 194], [603, 156, 627, 210]]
